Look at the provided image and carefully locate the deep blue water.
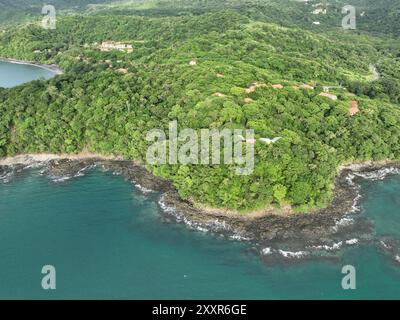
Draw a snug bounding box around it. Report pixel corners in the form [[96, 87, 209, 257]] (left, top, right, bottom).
[[0, 168, 399, 299]]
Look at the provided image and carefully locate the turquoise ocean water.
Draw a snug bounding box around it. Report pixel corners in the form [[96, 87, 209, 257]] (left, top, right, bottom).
[[0, 167, 399, 299]]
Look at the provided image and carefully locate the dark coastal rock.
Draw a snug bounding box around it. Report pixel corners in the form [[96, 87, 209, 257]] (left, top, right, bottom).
[[158, 169, 363, 242], [0, 163, 26, 182], [100, 160, 172, 192], [160, 193, 333, 242], [47, 159, 95, 177], [46, 159, 172, 192]]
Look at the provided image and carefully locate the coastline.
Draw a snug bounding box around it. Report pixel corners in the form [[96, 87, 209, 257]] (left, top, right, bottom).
[[1, 153, 399, 242], [0, 57, 63, 75], [0, 152, 122, 166]]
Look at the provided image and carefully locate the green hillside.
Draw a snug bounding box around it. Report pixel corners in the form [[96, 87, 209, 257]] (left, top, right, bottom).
[[87, 0, 400, 37]]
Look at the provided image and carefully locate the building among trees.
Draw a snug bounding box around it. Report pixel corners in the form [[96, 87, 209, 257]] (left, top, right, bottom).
[[99, 41, 133, 52], [349, 100, 360, 115]]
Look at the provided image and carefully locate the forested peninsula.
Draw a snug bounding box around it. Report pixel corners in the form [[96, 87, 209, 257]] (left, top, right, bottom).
[[1, 0, 400, 214]]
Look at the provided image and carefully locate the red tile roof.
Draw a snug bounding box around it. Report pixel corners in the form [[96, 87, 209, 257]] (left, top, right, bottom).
[[349, 100, 360, 115]]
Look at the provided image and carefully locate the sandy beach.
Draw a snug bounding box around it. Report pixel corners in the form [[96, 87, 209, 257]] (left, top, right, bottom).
[[0, 152, 122, 166], [0, 57, 63, 75]]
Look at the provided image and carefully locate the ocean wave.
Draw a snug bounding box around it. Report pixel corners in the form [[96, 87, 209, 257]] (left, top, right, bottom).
[[23, 162, 46, 170], [344, 173, 362, 213], [351, 191, 362, 213], [378, 239, 400, 265], [345, 173, 356, 187], [158, 195, 211, 233], [278, 249, 309, 259], [380, 240, 391, 250], [307, 238, 359, 253], [345, 238, 359, 245], [354, 167, 400, 181], [158, 194, 177, 214], [263, 238, 360, 259], [1, 162, 49, 183], [48, 165, 94, 183], [229, 234, 251, 241], [158, 194, 249, 240], [261, 247, 309, 258], [308, 241, 343, 251], [261, 247, 273, 255], [332, 217, 355, 232], [0, 169, 14, 183], [134, 182, 154, 194], [49, 175, 73, 183]]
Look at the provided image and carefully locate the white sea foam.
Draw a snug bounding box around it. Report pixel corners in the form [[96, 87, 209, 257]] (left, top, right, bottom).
[[23, 162, 46, 170], [50, 175, 73, 183], [134, 183, 154, 194], [338, 166, 400, 232], [332, 217, 354, 232], [207, 219, 231, 232], [346, 173, 356, 186], [261, 247, 311, 259], [351, 189, 362, 212], [0, 170, 14, 183], [1, 162, 49, 183], [346, 238, 359, 245], [49, 165, 94, 183], [158, 195, 207, 232], [354, 167, 400, 181], [158, 194, 248, 238], [380, 240, 391, 249], [158, 195, 176, 215], [346, 173, 362, 213], [309, 241, 343, 251], [307, 238, 359, 253], [344, 173, 362, 213], [230, 234, 251, 241], [278, 249, 309, 258], [261, 247, 273, 255], [395, 255, 400, 263]]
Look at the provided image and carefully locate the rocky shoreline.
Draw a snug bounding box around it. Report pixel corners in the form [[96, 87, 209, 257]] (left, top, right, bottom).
[[1, 154, 400, 243], [161, 160, 400, 242], [159, 168, 358, 242], [0, 57, 63, 75]]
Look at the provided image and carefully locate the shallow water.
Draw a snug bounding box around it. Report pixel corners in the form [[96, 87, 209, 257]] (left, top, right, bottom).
[[0, 61, 56, 88], [0, 167, 399, 299]]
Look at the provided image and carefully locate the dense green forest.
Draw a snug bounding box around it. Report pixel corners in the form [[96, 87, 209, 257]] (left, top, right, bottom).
[[0, 0, 400, 213], [2, 0, 400, 37], [87, 0, 400, 38]]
